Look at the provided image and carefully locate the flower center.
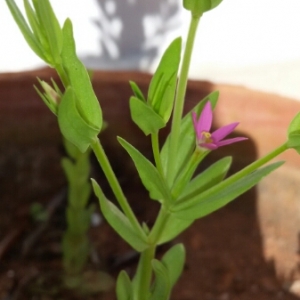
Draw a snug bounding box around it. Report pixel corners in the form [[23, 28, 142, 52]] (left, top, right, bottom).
[[201, 131, 213, 143]]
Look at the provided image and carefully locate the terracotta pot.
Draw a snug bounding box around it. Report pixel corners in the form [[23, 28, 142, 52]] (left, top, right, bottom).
[[1, 68, 300, 298]]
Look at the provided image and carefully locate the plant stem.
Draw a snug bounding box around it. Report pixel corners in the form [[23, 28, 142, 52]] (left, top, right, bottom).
[[167, 13, 201, 183], [151, 132, 163, 176], [177, 142, 288, 205], [91, 138, 143, 236], [55, 63, 69, 88], [136, 245, 156, 300]]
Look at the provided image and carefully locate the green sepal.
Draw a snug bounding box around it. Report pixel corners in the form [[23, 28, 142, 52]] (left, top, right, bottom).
[[117, 137, 171, 203], [178, 156, 232, 201], [61, 19, 102, 131], [172, 161, 284, 220], [129, 96, 166, 135], [116, 271, 133, 300], [149, 260, 171, 300], [148, 37, 182, 123], [161, 91, 219, 186], [183, 0, 223, 16], [91, 179, 149, 252], [57, 87, 99, 153], [5, 0, 46, 62], [287, 112, 300, 153], [130, 81, 146, 101], [161, 244, 185, 289]]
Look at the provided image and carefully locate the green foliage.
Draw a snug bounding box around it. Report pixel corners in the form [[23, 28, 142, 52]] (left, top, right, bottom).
[[117, 137, 172, 203], [183, 0, 223, 16], [172, 161, 284, 220], [161, 244, 185, 289], [287, 112, 300, 153], [61, 19, 102, 131], [129, 96, 166, 135], [129, 38, 181, 135], [92, 179, 149, 252], [116, 271, 133, 300], [58, 87, 100, 152], [149, 260, 170, 300], [161, 91, 219, 186], [179, 156, 232, 201], [148, 37, 182, 123]]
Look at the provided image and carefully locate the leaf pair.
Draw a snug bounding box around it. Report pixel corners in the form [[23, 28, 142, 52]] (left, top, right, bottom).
[[116, 244, 185, 300], [130, 38, 182, 135], [6, 0, 62, 65]]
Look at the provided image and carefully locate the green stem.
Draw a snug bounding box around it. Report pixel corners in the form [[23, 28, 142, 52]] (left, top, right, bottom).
[[55, 63, 69, 88], [136, 245, 156, 300], [151, 132, 163, 176], [177, 142, 288, 205], [91, 138, 143, 236], [167, 13, 201, 182], [148, 206, 170, 244]]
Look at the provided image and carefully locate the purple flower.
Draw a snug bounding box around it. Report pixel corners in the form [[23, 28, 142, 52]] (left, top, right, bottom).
[[192, 102, 247, 150]]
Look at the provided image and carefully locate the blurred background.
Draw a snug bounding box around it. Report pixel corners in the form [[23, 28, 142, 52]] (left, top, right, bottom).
[[1, 0, 300, 100]]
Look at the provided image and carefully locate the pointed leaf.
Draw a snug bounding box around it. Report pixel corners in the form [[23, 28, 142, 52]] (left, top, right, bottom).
[[157, 214, 193, 245], [148, 37, 181, 122], [116, 271, 132, 300], [149, 260, 171, 300], [58, 87, 99, 152], [118, 137, 171, 203], [130, 81, 146, 101], [5, 0, 46, 61], [61, 19, 102, 131], [179, 156, 232, 201], [172, 161, 284, 220], [287, 112, 300, 153], [34, 0, 63, 64], [129, 96, 166, 135], [91, 179, 149, 252], [161, 244, 185, 289]]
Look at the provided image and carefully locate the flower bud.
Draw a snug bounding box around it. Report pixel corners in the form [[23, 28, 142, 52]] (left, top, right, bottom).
[[35, 78, 62, 115], [183, 0, 223, 16]]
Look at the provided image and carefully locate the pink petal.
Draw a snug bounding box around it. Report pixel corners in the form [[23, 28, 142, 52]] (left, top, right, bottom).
[[192, 111, 202, 141], [211, 122, 239, 142], [198, 102, 213, 133], [216, 137, 248, 147]]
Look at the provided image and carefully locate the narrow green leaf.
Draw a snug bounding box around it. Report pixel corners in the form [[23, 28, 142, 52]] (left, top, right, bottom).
[[57, 87, 99, 152], [172, 161, 284, 220], [179, 156, 232, 201], [149, 260, 171, 300], [148, 37, 182, 122], [23, 0, 50, 58], [129, 96, 166, 135], [61, 19, 102, 131], [160, 91, 219, 185], [116, 271, 132, 300], [287, 112, 300, 153], [5, 0, 46, 61], [117, 137, 171, 203], [34, 0, 63, 64], [91, 179, 149, 252], [130, 81, 146, 101], [157, 214, 193, 245], [161, 244, 185, 289]]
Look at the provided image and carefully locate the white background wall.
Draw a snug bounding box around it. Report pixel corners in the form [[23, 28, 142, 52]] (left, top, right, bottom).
[[1, 0, 300, 100]]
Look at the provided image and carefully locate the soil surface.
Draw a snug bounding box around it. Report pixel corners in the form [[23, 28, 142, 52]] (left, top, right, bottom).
[[1, 69, 300, 300]]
